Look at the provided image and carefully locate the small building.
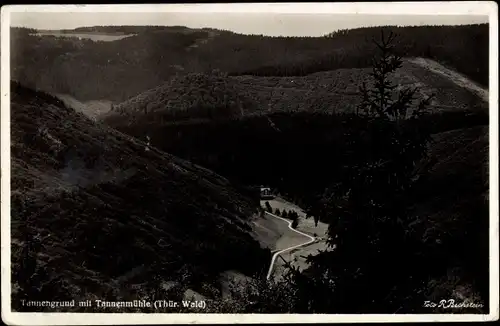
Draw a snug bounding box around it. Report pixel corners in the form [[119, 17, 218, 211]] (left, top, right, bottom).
[[260, 186, 273, 199]]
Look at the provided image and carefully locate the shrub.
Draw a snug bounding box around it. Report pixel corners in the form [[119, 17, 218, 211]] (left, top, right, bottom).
[[265, 201, 272, 212]]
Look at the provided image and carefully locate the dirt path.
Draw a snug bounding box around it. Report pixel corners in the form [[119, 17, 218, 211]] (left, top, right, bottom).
[[264, 211, 316, 280], [408, 57, 489, 103]]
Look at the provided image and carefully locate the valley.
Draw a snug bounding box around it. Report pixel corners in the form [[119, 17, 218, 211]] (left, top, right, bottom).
[[6, 21, 491, 315]]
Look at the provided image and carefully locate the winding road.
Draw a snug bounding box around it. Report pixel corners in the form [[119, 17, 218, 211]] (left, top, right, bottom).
[[264, 211, 316, 280]]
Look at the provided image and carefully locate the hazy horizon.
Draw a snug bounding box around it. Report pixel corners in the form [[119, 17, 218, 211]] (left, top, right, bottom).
[[10, 12, 489, 37]]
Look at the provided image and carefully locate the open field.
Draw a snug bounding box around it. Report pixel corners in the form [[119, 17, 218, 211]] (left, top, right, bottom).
[[251, 210, 311, 253], [258, 198, 331, 280], [262, 198, 329, 237], [272, 241, 330, 278]]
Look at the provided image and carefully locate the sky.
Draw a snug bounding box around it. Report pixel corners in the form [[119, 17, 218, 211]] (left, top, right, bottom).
[[9, 12, 489, 37]]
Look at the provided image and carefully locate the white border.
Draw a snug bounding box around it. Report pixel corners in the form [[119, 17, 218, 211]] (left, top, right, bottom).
[[1, 2, 498, 325]]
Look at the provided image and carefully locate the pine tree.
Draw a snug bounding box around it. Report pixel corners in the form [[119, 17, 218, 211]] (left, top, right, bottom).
[[357, 30, 434, 120], [296, 30, 433, 313]]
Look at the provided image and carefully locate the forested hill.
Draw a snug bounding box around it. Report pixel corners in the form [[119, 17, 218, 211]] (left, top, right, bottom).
[[11, 24, 488, 102], [10, 81, 269, 312], [70, 25, 227, 34], [105, 57, 487, 124]]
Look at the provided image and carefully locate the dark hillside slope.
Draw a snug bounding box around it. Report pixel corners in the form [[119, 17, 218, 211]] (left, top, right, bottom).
[[10, 82, 269, 312], [407, 126, 489, 310], [11, 24, 488, 102], [105, 108, 488, 199]]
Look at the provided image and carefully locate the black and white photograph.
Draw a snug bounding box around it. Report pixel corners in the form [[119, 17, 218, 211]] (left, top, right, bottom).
[[1, 2, 498, 324]]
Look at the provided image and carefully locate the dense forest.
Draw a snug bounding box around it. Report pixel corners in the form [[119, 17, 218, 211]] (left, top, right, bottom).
[[233, 25, 489, 86], [108, 70, 259, 121], [11, 24, 488, 102]]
